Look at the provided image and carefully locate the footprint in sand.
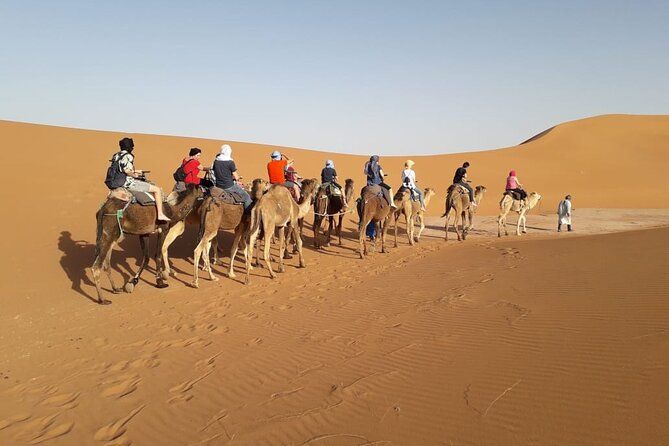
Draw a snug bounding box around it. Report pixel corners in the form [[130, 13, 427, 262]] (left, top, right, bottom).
[[101, 375, 141, 399], [104, 436, 132, 446], [94, 405, 145, 442], [246, 337, 264, 346], [169, 370, 214, 394], [14, 413, 73, 444], [273, 304, 292, 311], [39, 392, 79, 410], [0, 413, 31, 430]]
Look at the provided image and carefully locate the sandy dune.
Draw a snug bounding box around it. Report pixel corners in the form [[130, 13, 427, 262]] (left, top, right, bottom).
[[0, 116, 668, 445]]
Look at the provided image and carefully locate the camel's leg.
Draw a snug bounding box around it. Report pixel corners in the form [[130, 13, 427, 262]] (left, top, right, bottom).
[[213, 235, 223, 265], [358, 216, 369, 259], [192, 231, 215, 288], [263, 221, 277, 279], [125, 235, 150, 293], [522, 212, 528, 233], [277, 226, 286, 273], [202, 239, 219, 282], [294, 224, 305, 268], [313, 216, 321, 248], [461, 211, 468, 240], [92, 237, 115, 305], [161, 220, 185, 279], [337, 214, 343, 245], [245, 227, 261, 284], [228, 225, 244, 278], [516, 211, 524, 236], [393, 212, 399, 248], [417, 214, 425, 241], [405, 211, 414, 246], [325, 216, 333, 247], [380, 220, 389, 253]]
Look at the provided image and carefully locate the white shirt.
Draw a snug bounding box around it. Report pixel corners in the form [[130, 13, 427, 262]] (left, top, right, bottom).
[[401, 168, 417, 189]]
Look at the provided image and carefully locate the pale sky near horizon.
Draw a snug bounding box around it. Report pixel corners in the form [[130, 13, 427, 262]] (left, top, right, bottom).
[[1, 1, 667, 155]]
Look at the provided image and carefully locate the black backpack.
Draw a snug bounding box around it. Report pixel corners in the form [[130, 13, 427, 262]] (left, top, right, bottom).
[[173, 161, 188, 182], [104, 151, 130, 189]]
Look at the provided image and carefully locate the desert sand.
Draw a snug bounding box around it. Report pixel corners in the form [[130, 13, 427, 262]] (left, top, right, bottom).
[[0, 115, 668, 445]]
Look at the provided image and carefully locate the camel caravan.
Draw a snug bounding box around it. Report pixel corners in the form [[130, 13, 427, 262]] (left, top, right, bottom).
[[92, 139, 541, 304]]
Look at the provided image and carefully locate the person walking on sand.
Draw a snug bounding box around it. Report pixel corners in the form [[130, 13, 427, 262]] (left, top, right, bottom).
[[452, 161, 475, 208], [363, 155, 397, 208], [557, 195, 573, 232], [106, 137, 171, 221], [401, 159, 425, 211]]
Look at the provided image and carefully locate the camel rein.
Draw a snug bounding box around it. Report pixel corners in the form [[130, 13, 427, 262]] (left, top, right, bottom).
[[102, 201, 131, 236], [311, 208, 355, 217]]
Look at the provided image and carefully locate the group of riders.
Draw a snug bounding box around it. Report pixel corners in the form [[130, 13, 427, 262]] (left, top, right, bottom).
[[105, 137, 530, 222]]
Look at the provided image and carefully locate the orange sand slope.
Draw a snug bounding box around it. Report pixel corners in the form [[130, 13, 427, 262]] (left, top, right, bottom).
[[1, 114, 668, 217]]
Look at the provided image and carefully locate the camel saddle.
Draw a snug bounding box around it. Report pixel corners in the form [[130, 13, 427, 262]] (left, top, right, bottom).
[[320, 182, 342, 197], [107, 188, 156, 206], [209, 186, 244, 206], [504, 190, 524, 201], [397, 185, 418, 202]]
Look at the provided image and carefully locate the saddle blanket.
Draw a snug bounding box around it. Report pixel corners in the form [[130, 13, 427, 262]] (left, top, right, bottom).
[[210, 186, 245, 205]]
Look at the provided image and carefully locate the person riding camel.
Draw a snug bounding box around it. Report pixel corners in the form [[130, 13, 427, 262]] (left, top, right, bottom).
[[321, 160, 349, 210], [267, 151, 300, 201], [505, 170, 527, 204], [364, 155, 397, 209], [107, 137, 171, 221], [401, 160, 425, 211], [452, 161, 475, 208], [213, 144, 252, 210], [284, 159, 302, 202], [176, 147, 211, 190]]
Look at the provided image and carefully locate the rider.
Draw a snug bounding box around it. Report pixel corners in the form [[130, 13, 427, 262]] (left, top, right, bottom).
[[213, 144, 252, 210], [182, 148, 211, 187], [364, 155, 397, 209], [401, 160, 425, 211], [505, 170, 527, 203], [113, 137, 171, 221], [284, 159, 302, 201], [321, 160, 348, 210], [452, 161, 475, 208], [267, 151, 300, 201]]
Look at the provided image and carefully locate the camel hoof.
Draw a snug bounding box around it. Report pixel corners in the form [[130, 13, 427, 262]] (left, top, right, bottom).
[[161, 271, 170, 281], [244, 277, 250, 285], [190, 281, 199, 289], [211, 276, 219, 282], [278, 266, 285, 273], [98, 299, 112, 305], [124, 282, 135, 293], [228, 272, 237, 279], [156, 282, 169, 289]]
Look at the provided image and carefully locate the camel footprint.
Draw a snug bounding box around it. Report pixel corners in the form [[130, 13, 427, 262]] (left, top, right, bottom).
[[94, 404, 145, 442], [101, 374, 141, 399]]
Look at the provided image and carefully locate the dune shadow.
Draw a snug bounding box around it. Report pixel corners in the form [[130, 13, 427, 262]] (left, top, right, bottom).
[[520, 126, 555, 145]]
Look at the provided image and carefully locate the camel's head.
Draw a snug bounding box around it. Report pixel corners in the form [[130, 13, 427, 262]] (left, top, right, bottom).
[[424, 187, 436, 200], [187, 183, 204, 198], [250, 178, 267, 200], [301, 178, 320, 197], [475, 185, 487, 194]]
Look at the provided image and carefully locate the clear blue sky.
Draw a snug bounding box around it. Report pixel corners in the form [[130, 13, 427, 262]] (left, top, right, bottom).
[[1, 1, 667, 154]]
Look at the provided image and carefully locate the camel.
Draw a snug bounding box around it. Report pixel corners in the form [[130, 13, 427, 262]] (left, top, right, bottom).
[[498, 191, 542, 237], [465, 185, 486, 230], [443, 185, 486, 241], [313, 179, 355, 248], [91, 184, 203, 304], [392, 187, 436, 246], [357, 185, 397, 259], [243, 179, 320, 283], [185, 179, 266, 288]]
